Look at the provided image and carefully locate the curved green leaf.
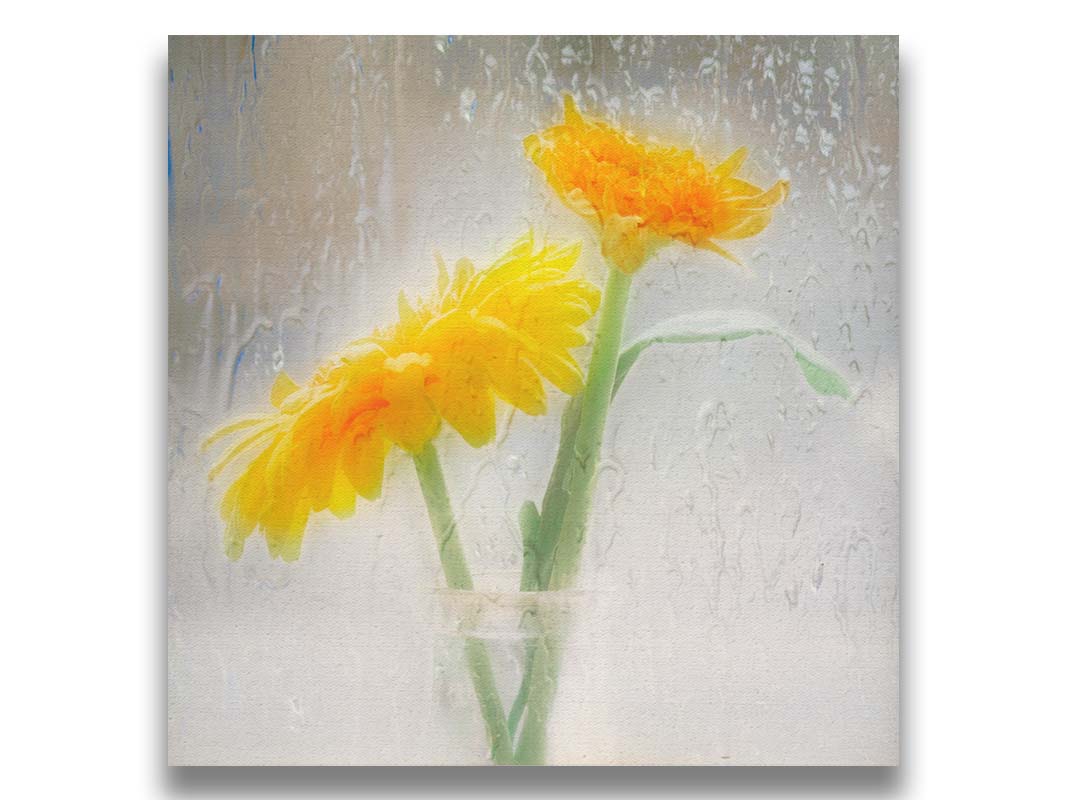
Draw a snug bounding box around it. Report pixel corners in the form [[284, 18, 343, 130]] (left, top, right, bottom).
[[613, 310, 852, 400]]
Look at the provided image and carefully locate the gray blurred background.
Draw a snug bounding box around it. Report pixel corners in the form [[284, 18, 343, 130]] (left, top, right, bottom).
[[168, 35, 898, 765]]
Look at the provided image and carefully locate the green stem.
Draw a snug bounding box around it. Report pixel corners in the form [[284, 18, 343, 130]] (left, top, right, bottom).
[[518, 500, 543, 593], [513, 266, 633, 763], [412, 443, 514, 765], [507, 638, 537, 738], [526, 394, 583, 591], [511, 627, 563, 764], [541, 266, 632, 591], [507, 397, 582, 746]]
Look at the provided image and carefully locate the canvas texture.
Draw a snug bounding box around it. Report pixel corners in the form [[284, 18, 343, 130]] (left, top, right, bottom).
[[168, 35, 899, 766]]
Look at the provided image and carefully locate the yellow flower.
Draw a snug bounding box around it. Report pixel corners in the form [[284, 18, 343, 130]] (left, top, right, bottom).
[[203, 236, 600, 561], [524, 95, 790, 273]]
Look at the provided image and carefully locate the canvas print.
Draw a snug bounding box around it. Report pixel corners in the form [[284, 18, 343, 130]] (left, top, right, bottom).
[[168, 35, 898, 765]]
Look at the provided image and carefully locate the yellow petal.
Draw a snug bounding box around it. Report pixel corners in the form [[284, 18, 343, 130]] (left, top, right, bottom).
[[425, 358, 496, 448], [466, 236, 540, 306], [383, 352, 432, 373], [478, 327, 548, 417], [219, 448, 271, 560], [397, 290, 416, 325], [526, 348, 584, 396], [307, 439, 342, 514], [379, 356, 440, 452], [275, 535, 305, 562], [341, 430, 388, 500], [562, 93, 583, 126], [445, 390, 496, 447], [522, 132, 542, 160], [261, 496, 311, 561], [601, 214, 667, 274], [270, 371, 300, 408], [201, 415, 269, 451], [694, 238, 744, 267], [734, 179, 789, 211], [714, 210, 773, 241], [711, 147, 748, 181], [221, 482, 255, 560], [489, 230, 535, 269], [328, 469, 357, 518], [561, 188, 597, 220], [207, 422, 281, 481], [451, 258, 475, 298], [491, 355, 547, 417]]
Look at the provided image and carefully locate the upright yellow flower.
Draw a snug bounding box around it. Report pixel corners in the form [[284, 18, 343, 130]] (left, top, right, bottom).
[[524, 95, 790, 273], [203, 236, 599, 561]]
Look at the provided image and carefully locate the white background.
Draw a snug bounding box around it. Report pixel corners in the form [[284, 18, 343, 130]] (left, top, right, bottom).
[[2, 0, 1065, 796]]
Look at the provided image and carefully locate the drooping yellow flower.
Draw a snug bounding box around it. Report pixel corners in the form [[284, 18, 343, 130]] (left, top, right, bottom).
[[378, 236, 600, 447], [203, 236, 599, 561], [524, 95, 790, 273]]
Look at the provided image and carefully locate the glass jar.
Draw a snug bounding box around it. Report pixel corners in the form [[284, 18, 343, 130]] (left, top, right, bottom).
[[432, 577, 590, 765]]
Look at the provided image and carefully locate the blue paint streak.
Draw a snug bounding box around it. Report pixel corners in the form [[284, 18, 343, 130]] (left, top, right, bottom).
[[167, 132, 173, 182], [228, 348, 247, 408], [251, 35, 257, 82]]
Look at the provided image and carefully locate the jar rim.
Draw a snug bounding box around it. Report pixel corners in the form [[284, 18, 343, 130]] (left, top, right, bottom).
[[432, 586, 589, 600]]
